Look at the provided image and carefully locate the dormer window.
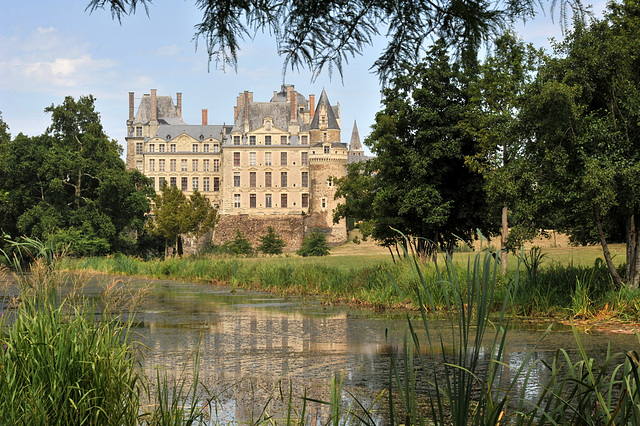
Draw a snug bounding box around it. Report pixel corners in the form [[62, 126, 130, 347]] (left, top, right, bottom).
[[324, 145, 330, 154], [264, 117, 273, 131]]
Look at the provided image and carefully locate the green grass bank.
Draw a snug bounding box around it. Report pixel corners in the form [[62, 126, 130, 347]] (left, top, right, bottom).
[[59, 242, 640, 320]]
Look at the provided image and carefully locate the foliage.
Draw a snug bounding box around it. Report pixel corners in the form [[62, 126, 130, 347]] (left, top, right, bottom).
[[297, 230, 330, 257], [257, 226, 286, 255], [520, 1, 640, 288], [335, 41, 496, 256], [0, 96, 154, 256], [153, 184, 218, 257], [223, 229, 254, 256], [84, 0, 580, 83]]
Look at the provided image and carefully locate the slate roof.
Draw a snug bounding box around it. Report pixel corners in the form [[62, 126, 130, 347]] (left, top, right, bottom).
[[152, 124, 231, 141], [309, 89, 340, 130], [133, 94, 185, 125], [349, 121, 363, 152]]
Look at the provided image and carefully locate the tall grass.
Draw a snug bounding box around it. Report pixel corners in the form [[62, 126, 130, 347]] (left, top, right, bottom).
[[0, 238, 212, 425]]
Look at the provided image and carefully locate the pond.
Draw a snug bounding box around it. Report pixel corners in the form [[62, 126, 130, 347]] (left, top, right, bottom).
[[3, 274, 640, 423]]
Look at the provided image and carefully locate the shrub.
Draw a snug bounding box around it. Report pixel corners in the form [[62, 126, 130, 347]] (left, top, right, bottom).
[[258, 226, 287, 255], [222, 229, 254, 256], [297, 230, 330, 257]]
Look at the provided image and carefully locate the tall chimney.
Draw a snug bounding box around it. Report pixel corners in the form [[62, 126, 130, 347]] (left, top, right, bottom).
[[290, 92, 297, 121], [176, 92, 182, 119], [244, 91, 249, 123], [309, 94, 315, 118], [128, 92, 134, 122], [273, 91, 278, 101], [202, 109, 208, 126], [150, 89, 158, 123]]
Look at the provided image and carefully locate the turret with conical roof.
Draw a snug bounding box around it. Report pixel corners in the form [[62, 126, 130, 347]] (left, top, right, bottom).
[[309, 89, 341, 144], [348, 121, 364, 157]]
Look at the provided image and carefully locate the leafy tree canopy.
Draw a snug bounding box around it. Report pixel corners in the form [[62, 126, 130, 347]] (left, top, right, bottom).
[[0, 97, 154, 256], [520, 0, 640, 288], [297, 230, 330, 257], [85, 0, 584, 82], [335, 40, 496, 256]]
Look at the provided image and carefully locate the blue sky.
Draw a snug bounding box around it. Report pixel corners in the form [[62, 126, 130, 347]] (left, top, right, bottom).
[[1, 1, 607, 155]]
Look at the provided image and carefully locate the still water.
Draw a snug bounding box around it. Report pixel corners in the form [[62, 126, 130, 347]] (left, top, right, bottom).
[[3, 274, 640, 423]]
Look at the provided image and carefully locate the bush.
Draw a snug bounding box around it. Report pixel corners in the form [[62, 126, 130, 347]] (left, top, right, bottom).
[[258, 226, 286, 255], [222, 229, 254, 256], [297, 230, 330, 257]]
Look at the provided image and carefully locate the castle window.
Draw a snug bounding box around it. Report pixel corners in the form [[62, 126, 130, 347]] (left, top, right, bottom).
[[159, 177, 166, 188], [181, 159, 188, 172], [203, 159, 210, 172], [192, 144, 198, 153], [281, 152, 287, 166], [192, 177, 199, 191], [136, 143, 143, 155], [250, 136, 256, 145], [181, 177, 188, 191], [199, 135, 204, 140], [265, 172, 272, 188], [149, 144, 155, 153], [233, 152, 240, 167], [203, 177, 210, 192], [281, 194, 288, 208], [192, 159, 198, 172], [250, 194, 256, 208], [170, 177, 177, 187], [234, 194, 241, 208], [281, 172, 287, 188], [301, 152, 308, 166], [302, 172, 308, 187], [149, 159, 155, 172], [250, 172, 256, 188], [265, 135, 271, 146], [170, 144, 176, 152], [323, 133, 328, 142], [135, 127, 142, 137], [324, 145, 330, 154], [328, 178, 333, 187], [234, 172, 241, 187], [301, 135, 308, 145], [213, 144, 219, 153], [281, 135, 288, 145], [214, 177, 220, 192], [158, 159, 165, 172], [322, 198, 327, 209], [170, 159, 176, 171], [265, 194, 272, 208], [203, 144, 209, 153], [302, 193, 309, 208], [166, 134, 171, 139], [233, 135, 240, 145], [159, 144, 165, 153], [213, 159, 220, 172], [250, 152, 256, 166], [265, 152, 272, 166]]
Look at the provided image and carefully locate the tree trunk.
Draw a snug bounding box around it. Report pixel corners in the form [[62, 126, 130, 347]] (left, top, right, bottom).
[[594, 206, 624, 288], [387, 245, 396, 263], [500, 204, 508, 274], [626, 214, 640, 289]]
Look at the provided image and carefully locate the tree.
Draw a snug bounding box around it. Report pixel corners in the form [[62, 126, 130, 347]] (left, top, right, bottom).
[[258, 227, 286, 255], [520, 0, 640, 288], [297, 230, 330, 257], [461, 31, 541, 271], [85, 0, 582, 82], [223, 229, 254, 256], [154, 184, 218, 257], [335, 41, 496, 258], [0, 98, 154, 256]]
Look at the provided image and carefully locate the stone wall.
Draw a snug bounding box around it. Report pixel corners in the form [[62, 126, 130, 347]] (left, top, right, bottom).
[[213, 214, 306, 251]]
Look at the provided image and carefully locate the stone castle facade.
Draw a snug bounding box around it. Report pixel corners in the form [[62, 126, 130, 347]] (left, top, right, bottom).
[[126, 85, 363, 250]]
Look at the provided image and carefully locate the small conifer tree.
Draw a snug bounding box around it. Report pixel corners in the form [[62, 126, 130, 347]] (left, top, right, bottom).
[[297, 230, 330, 257], [223, 229, 254, 256], [258, 226, 286, 255]]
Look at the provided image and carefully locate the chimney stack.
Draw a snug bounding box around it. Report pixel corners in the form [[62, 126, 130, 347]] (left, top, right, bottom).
[[150, 89, 158, 124], [128, 92, 134, 122], [290, 91, 297, 121], [176, 92, 182, 119], [309, 94, 315, 118], [202, 109, 208, 126]]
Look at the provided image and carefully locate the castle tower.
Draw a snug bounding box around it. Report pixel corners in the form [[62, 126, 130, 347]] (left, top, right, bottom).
[[348, 120, 364, 158]]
